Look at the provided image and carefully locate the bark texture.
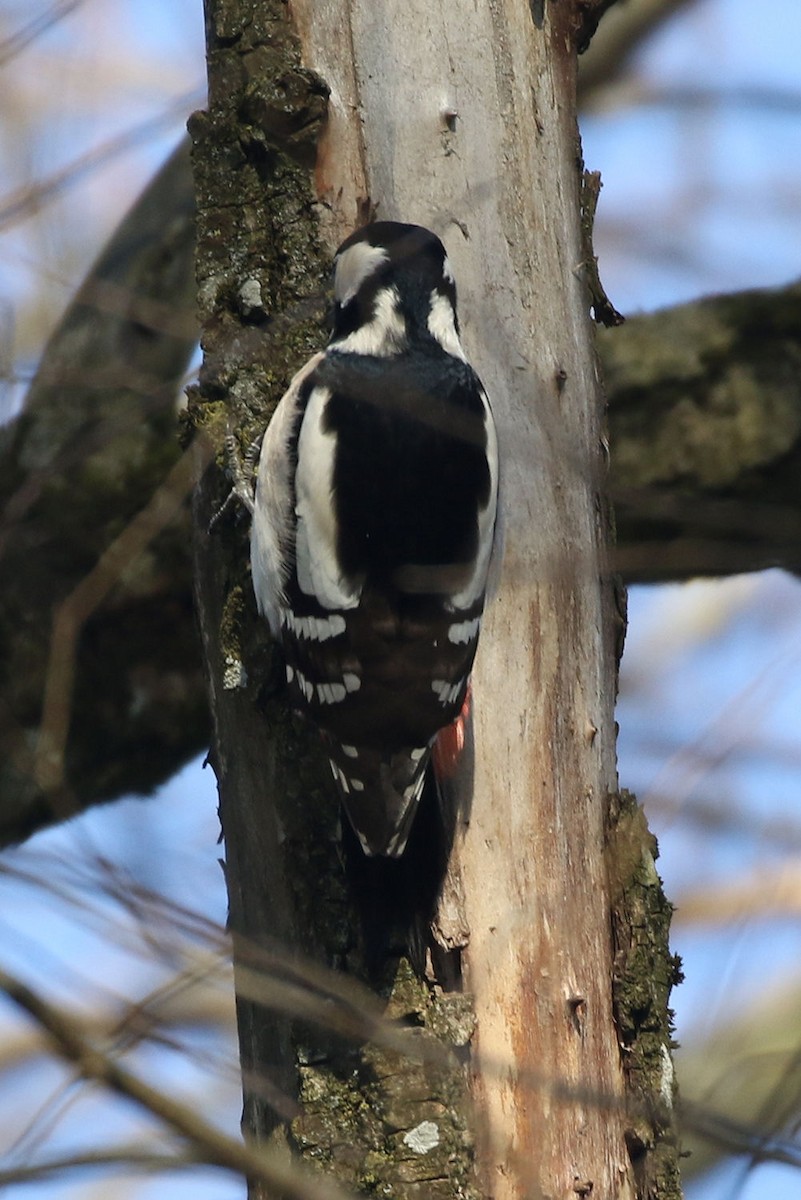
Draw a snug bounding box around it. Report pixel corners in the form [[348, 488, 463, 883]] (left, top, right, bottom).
[[190, 4, 480, 1197]]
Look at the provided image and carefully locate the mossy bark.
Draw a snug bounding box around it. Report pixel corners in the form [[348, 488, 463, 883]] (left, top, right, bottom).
[[607, 790, 683, 1200], [604, 282, 801, 580]]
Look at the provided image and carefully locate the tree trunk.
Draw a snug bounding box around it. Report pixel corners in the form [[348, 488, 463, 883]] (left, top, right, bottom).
[[191, 1, 681, 1197]]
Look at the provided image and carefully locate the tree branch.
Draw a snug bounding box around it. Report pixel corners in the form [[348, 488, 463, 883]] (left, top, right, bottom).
[[2, 130, 799, 850], [0, 137, 207, 846], [604, 281, 801, 581], [578, 0, 698, 102]]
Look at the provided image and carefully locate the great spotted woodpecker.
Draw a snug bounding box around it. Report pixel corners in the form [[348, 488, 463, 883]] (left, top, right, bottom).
[[250, 222, 498, 856]]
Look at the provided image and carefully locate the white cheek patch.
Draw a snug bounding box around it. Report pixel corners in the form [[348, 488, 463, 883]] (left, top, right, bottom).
[[331, 286, 407, 357], [427, 290, 465, 360], [334, 241, 389, 304], [447, 616, 481, 645]]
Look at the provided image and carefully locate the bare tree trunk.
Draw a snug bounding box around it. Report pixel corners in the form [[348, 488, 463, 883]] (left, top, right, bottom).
[[191, 1, 681, 1197]]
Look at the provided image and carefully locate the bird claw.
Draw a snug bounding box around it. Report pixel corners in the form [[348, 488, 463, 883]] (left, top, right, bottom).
[[208, 426, 262, 532]]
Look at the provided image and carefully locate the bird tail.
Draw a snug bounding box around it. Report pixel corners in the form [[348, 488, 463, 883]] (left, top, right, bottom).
[[328, 744, 431, 858]]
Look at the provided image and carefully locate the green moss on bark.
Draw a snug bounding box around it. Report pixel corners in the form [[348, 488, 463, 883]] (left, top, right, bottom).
[[607, 789, 684, 1200], [292, 961, 480, 1198]]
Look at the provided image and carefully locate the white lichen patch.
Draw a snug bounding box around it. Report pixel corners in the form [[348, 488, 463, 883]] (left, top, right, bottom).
[[223, 655, 247, 689], [238, 277, 264, 315], [659, 1042, 674, 1108], [402, 1120, 440, 1154]]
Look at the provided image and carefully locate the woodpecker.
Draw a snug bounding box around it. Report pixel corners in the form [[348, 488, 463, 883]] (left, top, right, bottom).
[[250, 222, 498, 856]]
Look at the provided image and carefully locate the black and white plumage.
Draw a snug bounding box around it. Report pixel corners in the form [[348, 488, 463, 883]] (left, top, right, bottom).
[[250, 222, 498, 857]]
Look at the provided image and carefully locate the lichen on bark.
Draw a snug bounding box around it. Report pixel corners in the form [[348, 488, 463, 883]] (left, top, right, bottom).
[[292, 961, 480, 1198], [607, 789, 684, 1200], [603, 282, 801, 579]]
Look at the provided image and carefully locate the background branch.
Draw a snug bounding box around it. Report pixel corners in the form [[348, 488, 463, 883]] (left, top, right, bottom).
[[604, 281, 801, 581], [0, 138, 206, 845], [3, 141, 800, 846], [0, 966, 358, 1200], [578, 0, 697, 102]]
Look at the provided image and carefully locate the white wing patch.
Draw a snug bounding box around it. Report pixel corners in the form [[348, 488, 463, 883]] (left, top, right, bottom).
[[431, 678, 463, 706], [282, 609, 346, 642], [447, 616, 480, 645], [295, 668, 314, 704], [251, 353, 325, 637], [449, 386, 499, 611], [294, 386, 361, 611], [334, 241, 389, 305]]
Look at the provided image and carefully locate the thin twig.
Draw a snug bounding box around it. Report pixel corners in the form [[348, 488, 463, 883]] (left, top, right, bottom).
[[0, 967, 358, 1200], [0, 1147, 197, 1188]]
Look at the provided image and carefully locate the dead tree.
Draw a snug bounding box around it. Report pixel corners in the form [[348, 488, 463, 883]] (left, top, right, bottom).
[[189, 1, 679, 1198]]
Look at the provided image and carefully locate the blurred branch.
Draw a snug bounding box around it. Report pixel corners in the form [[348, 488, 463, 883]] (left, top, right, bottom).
[[3, 135, 801, 847], [677, 983, 801, 1179], [0, 137, 206, 847], [681, 1099, 801, 1174], [578, 0, 697, 102], [0, 93, 201, 232], [0, 966, 357, 1200], [35, 441, 210, 807], [647, 789, 801, 855], [614, 84, 801, 114], [0, 1148, 197, 1188], [673, 864, 801, 926], [604, 281, 801, 581], [0, 0, 84, 69]]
